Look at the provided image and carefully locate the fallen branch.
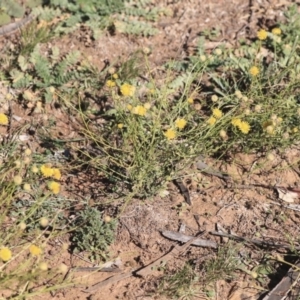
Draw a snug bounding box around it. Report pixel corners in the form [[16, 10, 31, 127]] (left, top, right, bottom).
[[209, 231, 296, 251], [161, 230, 217, 249]]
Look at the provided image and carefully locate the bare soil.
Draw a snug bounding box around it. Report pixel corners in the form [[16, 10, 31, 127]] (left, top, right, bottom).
[[2, 0, 300, 299]]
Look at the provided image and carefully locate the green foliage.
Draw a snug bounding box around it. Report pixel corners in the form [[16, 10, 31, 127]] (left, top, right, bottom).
[[156, 263, 203, 299], [32, 0, 165, 38], [0, 0, 25, 18], [204, 243, 239, 283], [71, 206, 117, 260], [7, 45, 100, 103]]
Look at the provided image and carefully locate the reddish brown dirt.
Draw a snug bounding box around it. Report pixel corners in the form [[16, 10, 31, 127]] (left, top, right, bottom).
[[1, 0, 300, 300]]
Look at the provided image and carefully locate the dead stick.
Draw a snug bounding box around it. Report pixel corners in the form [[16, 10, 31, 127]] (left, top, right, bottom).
[[136, 233, 202, 277], [209, 231, 296, 250]]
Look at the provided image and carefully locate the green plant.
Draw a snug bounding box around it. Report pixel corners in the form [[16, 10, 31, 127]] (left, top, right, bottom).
[[71, 206, 117, 260], [156, 263, 204, 300], [204, 242, 240, 283], [7, 44, 101, 103], [32, 0, 165, 38]]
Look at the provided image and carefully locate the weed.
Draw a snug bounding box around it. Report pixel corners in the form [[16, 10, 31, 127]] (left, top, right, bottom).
[[71, 206, 117, 261]]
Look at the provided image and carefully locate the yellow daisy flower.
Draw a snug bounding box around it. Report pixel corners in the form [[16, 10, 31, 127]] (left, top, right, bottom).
[[207, 116, 216, 125], [48, 181, 60, 194], [238, 121, 251, 134], [29, 245, 42, 256], [175, 118, 187, 130], [120, 83, 136, 97], [40, 164, 54, 177], [106, 80, 116, 88], [132, 105, 146, 116], [272, 28, 281, 35], [212, 108, 223, 119], [164, 129, 176, 140], [112, 73, 119, 79], [0, 113, 8, 125], [257, 29, 268, 40], [0, 247, 12, 262], [52, 168, 61, 180], [249, 66, 259, 76], [231, 118, 242, 127], [187, 98, 194, 104], [117, 123, 124, 129]]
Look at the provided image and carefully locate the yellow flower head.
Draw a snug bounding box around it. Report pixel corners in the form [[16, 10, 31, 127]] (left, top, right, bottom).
[[112, 73, 119, 79], [48, 181, 60, 194], [207, 116, 216, 125], [106, 80, 116, 88], [120, 83, 136, 97], [272, 28, 281, 35], [144, 102, 151, 109], [0, 247, 12, 262], [211, 95, 218, 102], [29, 245, 42, 256], [13, 175, 22, 185], [231, 118, 242, 127], [0, 113, 8, 125], [132, 105, 146, 116], [212, 108, 223, 119], [257, 29, 268, 40], [175, 118, 187, 130], [249, 66, 259, 76], [52, 168, 61, 180], [164, 129, 176, 140], [235, 90, 243, 99], [187, 97, 194, 104], [238, 121, 251, 134], [117, 123, 124, 129], [40, 164, 54, 177]]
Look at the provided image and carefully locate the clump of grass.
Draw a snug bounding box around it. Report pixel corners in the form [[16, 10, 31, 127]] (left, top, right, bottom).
[[155, 263, 204, 300]]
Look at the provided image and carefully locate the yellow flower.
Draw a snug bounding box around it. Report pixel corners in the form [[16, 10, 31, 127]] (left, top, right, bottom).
[[120, 83, 136, 97], [23, 183, 31, 191], [175, 118, 187, 130], [235, 90, 243, 99], [117, 123, 124, 129], [187, 97, 194, 104], [13, 175, 22, 185], [0, 113, 8, 125], [164, 129, 176, 140], [39, 262, 48, 271], [207, 116, 216, 125], [40, 165, 54, 177], [272, 28, 281, 35], [106, 80, 116, 88], [127, 104, 133, 111], [52, 168, 61, 180], [0, 247, 12, 262], [144, 102, 151, 109], [112, 73, 119, 79], [238, 121, 251, 134], [293, 127, 298, 133], [31, 165, 38, 174], [257, 29, 268, 40], [29, 245, 42, 256], [48, 181, 60, 194], [132, 105, 146, 116], [231, 118, 242, 127], [249, 66, 259, 76], [266, 125, 274, 135], [212, 108, 223, 119], [211, 95, 218, 102]]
